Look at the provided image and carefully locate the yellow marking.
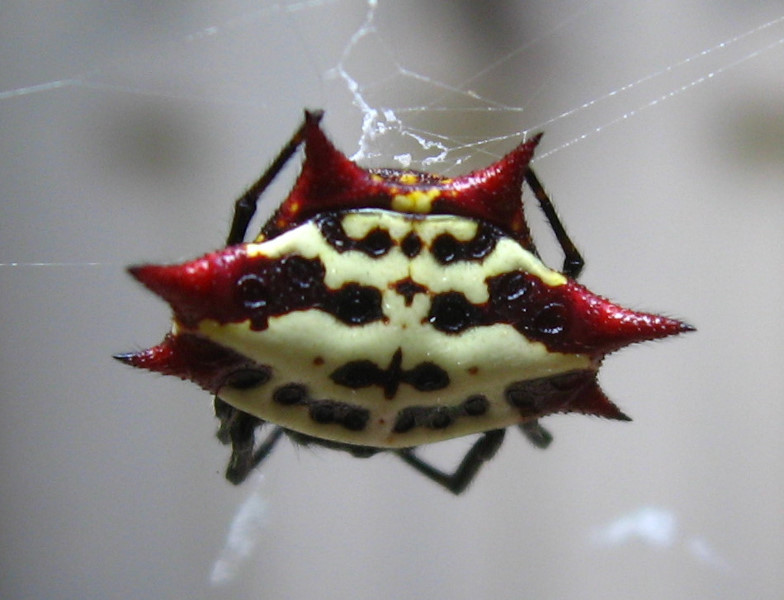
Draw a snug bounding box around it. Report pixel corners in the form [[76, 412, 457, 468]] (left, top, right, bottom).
[[246, 222, 322, 259], [193, 305, 590, 448], [476, 238, 567, 287], [415, 217, 477, 243], [341, 211, 412, 241], [246, 211, 565, 294], [209, 210, 579, 447], [398, 173, 420, 185], [391, 188, 440, 213]]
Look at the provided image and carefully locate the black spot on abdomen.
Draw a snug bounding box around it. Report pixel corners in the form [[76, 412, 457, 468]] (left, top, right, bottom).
[[428, 292, 483, 333], [329, 283, 384, 325], [272, 381, 371, 432], [401, 232, 423, 257], [330, 350, 449, 398], [315, 213, 392, 257], [392, 393, 491, 434], [402, 362, 449, 391], [431, 223, 498, 264]]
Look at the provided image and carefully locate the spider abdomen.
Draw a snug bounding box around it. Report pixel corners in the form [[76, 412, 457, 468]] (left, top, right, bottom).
[[124, 209, 683, 448], [117, 111, 692, 490]]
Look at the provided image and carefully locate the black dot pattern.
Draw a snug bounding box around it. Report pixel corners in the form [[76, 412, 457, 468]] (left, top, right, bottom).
[[271, 383, 371, 431], [428, 292, 482, 333], [431, 223, 498, 264], [330, 283, 383, 325], [401, 232, 423, 257], [223, 367, 272, 390], [316, 213, 393, 257], [273, 383, 308, 405], [330, 350, 449, 399], [210, 212, 585, 356], [392, 393, 491, 434]]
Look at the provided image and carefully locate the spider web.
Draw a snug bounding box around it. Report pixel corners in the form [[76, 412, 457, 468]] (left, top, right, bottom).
[[1, 1, 782, 270], [332, 1, 784, 169], [2, 1, 783, 595]]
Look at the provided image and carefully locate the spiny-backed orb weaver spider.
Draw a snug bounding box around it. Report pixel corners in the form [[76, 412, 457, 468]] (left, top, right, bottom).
[[116, 110, 692, 494]]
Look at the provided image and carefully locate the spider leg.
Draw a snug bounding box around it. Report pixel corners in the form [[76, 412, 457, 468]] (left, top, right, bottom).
[[215, 396, 285, 484], [213, 111, 327, 483], [225, 109, 324, 245], [214, 111, 326, 482], [524, 168, 584, 278], [396, 429, 506, 495], [518, 419, 553, 449]]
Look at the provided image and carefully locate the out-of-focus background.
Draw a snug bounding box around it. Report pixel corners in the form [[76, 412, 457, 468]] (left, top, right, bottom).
[[2, 1, 782, 598]]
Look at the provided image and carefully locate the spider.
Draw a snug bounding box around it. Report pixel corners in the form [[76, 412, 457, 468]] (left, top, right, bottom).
[[116, 110, 692, 494]]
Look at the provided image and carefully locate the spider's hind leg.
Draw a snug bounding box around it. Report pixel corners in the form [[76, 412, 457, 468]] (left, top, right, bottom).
[[214, 397, 285, 485], [519, 419, 554, 449], [396, 429, 506, 495]]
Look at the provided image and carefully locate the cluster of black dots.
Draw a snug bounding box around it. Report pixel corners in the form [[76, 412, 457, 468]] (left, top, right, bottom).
[[223, 366, 273, 390], [429, 223, 498, 264], [316, 211, 501, 265], [329, 351, 450, 399], [232, 211, 576, 356], [312, 213, 574, 348], [272, 382, 370, 432], [315, 213, 394, 257], [392, 394, 490, 433], [233, 255, 385, 329]]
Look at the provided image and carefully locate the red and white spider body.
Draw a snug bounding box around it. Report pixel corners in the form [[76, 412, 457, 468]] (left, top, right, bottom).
[[117, 111, 692, 492]]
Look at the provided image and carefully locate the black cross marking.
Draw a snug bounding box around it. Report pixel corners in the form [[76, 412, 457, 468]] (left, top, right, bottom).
[[330, 348, 450, 399]]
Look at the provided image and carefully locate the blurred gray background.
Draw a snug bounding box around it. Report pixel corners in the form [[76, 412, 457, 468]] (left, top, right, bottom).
[[2, 1, 783, 598]]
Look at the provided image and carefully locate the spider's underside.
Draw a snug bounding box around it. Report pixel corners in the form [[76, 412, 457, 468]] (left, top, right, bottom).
[[117, 110, 692, 494]]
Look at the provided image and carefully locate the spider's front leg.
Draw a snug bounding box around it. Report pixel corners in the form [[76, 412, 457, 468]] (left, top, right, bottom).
[[525, 168, 584, 279], [215, 111, 324, 484], [226, 109, 323, 245], [396, 429, 506, 495]]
